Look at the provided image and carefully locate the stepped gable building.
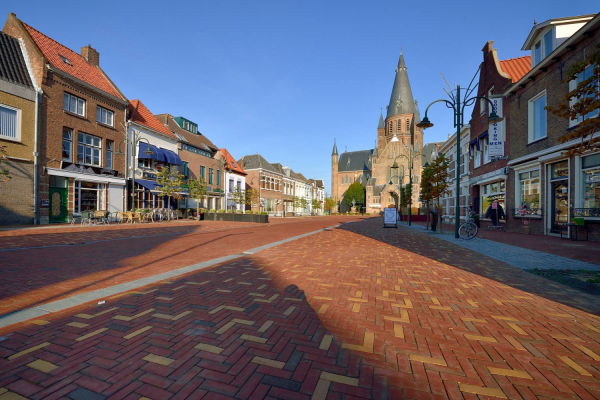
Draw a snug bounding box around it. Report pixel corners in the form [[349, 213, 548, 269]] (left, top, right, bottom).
[[331, 52, 424, 213]]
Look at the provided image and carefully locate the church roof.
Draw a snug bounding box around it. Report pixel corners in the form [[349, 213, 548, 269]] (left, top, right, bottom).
[[332, 139, 338, 156], [373, 184, 387, 197], [377, 112, 384, 129], [338, 149, 373, 172], [386, 52, 420, 122]]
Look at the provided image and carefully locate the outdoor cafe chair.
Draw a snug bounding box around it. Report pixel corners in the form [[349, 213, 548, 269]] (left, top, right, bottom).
[[70, 212, 82, 225]]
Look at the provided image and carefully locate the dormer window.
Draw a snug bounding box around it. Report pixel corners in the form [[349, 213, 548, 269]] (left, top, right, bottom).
[[533, 29, 554, 66]]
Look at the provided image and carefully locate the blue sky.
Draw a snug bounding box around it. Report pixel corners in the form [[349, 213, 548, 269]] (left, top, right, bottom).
[[7, 1, 598, 193]]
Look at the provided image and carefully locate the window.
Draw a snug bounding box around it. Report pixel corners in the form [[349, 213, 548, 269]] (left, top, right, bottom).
[[139, 158, 151, 168], [59, 54, 71, 66], [397, 119, 401, 132], [63, 93, 85, 116], [229, 179, 234, 193], [528, 91, 547, 142], [581, 154, 600, 209], [182, 161, 189, 179], [96, 106, 114, 126], [0, 104, 19, 141], [237, 181, 242, 191], [480, 181, 506, 218], [483, 136, 490, 164], [406, 119, 410, 131], [200, 166, 206, 181], [570, 65, 599, 126], [389, 122, 392, 134], [533, 41, 542, 66], [216, 169, 221, 186], [181, 143, 211, 158], [77, 132, 101, 166], [543, 30, 553, 58], [261, 176, 266, 188], [62, 128, 73, 161], [209, 168, 214, 185], [106, 140, 114, 169], [518, 170, 540, 209]]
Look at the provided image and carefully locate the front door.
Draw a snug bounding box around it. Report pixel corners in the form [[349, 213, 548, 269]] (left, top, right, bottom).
[[550, 180, 569, 233], [49, 187, 68, 223]]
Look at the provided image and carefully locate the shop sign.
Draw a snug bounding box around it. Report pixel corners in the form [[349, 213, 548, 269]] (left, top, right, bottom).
[[143, 171, 157, 179], [383, 207, 397, 228], [488, 96, 504, 157], [62, 162, 118, 177], [41, 199, 49, 208]]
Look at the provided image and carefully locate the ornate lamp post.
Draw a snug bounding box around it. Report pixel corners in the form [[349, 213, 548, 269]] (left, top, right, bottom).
[[390, 142, 421, 226], [417, 85, 503, 238], [115, 128, 154, 211]]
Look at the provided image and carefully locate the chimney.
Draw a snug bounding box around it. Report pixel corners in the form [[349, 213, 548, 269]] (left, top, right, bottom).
[[81, 44, 99, 66]]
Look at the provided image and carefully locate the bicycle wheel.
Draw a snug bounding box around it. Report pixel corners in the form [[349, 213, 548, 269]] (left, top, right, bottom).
[[458, 222, 478, 240]]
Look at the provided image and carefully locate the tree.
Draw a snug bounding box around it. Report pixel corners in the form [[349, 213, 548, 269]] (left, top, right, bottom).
[[0, 145, 11, 183], [420, 165, 435, 229], [188, 178, 207, 219], [312, 198, 321, 213], [345, 181, 365, 208], [231, 186, 245, 211], [546, 43, 600, 156], [300, 198, 308, 211], [324, 197, 336, 213], [156, 166, 184, 220], [428, 153, 451, 233], [292, 196, 301, 211], [245, 187, 260, 210]]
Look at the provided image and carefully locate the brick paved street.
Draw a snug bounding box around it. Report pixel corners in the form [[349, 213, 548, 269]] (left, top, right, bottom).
[[1, 217, 600, 399], [0, 217, 364, 318]]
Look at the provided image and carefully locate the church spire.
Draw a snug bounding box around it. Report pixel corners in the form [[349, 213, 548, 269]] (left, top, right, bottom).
[[332, 138, 338, 156], [386, 51, 419, 122], [377, 110, 384, 129]]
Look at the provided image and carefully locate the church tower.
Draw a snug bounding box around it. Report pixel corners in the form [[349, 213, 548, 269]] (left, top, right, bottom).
[[331, 139, 338, 201]]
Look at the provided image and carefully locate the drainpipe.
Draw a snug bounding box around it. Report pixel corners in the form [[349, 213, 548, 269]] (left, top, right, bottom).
[[33, 88, 41, 224]]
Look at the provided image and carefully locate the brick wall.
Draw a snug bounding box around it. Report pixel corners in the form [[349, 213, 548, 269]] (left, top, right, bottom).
[[0, 160, 34, 225]]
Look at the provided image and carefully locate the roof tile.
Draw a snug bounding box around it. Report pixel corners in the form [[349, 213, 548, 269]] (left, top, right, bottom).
[[20, 20, 124, 99], [0, 31, 34, 88], [128, 100, 176, 138], [499, 56, 532, 83], [220, 148, 246, 175]]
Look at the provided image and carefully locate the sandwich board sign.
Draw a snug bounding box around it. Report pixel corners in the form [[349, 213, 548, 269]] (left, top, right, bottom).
[[383, 207, 397, 228]]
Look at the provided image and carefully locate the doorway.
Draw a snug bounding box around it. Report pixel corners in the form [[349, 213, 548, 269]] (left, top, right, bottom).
[[49, 186, 68, 223], [549, 161, 569, 234]]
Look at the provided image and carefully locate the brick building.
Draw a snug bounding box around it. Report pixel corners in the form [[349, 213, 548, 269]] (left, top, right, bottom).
[[0, 31, 37, 225], [332, 52, 424, 214], [504, 13, 600, 239], [4, 14, 129, 223], [156, 114, 224, 210], [238, 154, 284, 214], [467, 41, 531, 229]]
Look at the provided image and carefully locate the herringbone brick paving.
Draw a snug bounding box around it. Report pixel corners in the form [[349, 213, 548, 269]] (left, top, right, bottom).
[[1, 217, 600, 399]]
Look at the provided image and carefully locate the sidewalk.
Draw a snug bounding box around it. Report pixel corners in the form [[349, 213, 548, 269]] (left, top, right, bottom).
[[412, 220, 600, 266]]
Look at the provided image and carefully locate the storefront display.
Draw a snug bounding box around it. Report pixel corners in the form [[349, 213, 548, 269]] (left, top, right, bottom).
[[582, 154, 600, 209], [518, 170, 540, 209], [480, 180, 506, 220], [74, 181, 106, 212]]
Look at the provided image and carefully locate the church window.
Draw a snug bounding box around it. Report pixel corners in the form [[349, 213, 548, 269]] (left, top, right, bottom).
[[397, 119, 401, 132], [406, 119, 410, 131], [389, 122, 392, 134]]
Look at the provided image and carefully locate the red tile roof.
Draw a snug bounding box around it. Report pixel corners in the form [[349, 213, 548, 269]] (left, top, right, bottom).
[[20, 20, 124, 100], [499, 56, 531, 83], [128, 100, 176, 138], [220, 148, 247, 175]]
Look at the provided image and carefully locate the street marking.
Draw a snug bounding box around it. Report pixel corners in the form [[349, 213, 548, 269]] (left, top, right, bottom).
[[320, 371, 359, 386], [75, 328, 108, 342], [319, 335, 333, 350], [459, 384, 507, 399], [27, 359, 58, 373], [66, 322, 89, 328], [409, 354, 447, 366], [240, 334, 267, 343], [7, 342, 51, 360], [76, 307, 119, 320], [30, 320, 50, 326], [124, 326, 152, 339], [488, 367, 532, 379], [113, 308, 155, 321], [251, 356, 285, 369], [341, 331, 374, 353], [195, 343, 224, 354], [318, 304, 329, 314], [575, 344, 600, 361], [209, 305, 245, 314], [283, 306, 296, 316], [257, 320, 274, 333], [215, 318, 254, 335], [143, 354, 174, 366], [559, 356, 592, 376]]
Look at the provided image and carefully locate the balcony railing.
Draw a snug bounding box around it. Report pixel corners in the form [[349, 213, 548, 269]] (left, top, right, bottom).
[[571, 208, 600, 218], [512, 207, 543, 217]]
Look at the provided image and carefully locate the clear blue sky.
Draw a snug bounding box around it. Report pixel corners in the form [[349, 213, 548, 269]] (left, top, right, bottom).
[[7, 1, 598, 194]]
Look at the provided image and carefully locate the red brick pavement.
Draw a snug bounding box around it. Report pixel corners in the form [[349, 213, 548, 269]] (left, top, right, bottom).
[[413, 221, 600, 266], [1, 218, 600, 399], [0, 217, 364, 317]]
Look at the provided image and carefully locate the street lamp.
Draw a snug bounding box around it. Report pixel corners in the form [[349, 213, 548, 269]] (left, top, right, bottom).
[[115, 128, 154, 211], [390, 142, 421, 226], [417, 84, 503, 238]]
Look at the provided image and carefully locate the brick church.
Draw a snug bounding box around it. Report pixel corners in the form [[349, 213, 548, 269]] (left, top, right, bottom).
[[331, 52, 424, 213]]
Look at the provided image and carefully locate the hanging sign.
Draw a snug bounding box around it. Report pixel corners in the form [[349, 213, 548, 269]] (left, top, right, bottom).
[[383, 207, 397, 228], [488, 96, 504, 157]]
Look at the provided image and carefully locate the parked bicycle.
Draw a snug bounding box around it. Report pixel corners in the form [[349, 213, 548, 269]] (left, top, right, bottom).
[[458, 207, 479, 240]]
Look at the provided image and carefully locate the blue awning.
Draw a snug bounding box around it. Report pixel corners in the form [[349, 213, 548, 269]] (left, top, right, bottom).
[[138, 142, 163, 161], [158, 148, 182, 166], [136, 179, 159, 191]]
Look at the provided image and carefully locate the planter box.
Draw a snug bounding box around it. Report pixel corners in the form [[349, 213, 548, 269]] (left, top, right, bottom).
[[204, 213, 268, 223]]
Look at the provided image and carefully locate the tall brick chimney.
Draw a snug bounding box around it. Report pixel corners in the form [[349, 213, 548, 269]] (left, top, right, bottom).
[[81, 44, 99, 66]]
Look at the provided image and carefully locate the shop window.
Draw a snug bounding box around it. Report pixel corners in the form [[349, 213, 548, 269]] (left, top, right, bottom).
[[74, 181, 106, 212], [106, 140, 114, 169], [77, 132, 102, 166], [528, 91, 547, 142], [518, 170, 540, 209], [63, 92, 85, 116], [581, 154, 600, 209], [480, 181, 505, 218], [0, 104, 19, 141], [96, 106, 114, 126], [62, 128, 73, 161]]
